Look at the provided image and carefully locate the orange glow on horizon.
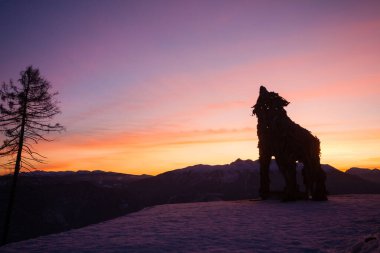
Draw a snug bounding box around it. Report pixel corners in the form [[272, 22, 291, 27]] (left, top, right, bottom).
[[23, 125, 379, 176]]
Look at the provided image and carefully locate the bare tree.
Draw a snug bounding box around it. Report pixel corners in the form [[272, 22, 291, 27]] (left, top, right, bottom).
[[0, 66, 64, 245]]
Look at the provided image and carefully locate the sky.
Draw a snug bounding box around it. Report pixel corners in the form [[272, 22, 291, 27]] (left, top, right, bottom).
[[0, 0, 379, 175]]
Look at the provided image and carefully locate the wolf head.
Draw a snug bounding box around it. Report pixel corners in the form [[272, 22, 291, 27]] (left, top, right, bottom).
[[252, 86, 289, 116]]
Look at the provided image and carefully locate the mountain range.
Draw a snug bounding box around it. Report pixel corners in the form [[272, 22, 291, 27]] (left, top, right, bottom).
[[345, 167, 380, 184], [0, 159, 379, 244]]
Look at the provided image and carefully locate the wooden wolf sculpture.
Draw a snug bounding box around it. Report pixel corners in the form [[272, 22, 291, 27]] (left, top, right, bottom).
[[252, 86, 327, 201]]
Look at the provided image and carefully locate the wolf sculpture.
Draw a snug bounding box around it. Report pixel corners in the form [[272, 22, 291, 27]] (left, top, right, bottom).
[[252, 86, 327, 201]]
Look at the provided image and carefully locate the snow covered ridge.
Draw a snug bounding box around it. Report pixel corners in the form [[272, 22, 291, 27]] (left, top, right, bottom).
[[165, 158, 338, 174], [1, 195, 379, 253]]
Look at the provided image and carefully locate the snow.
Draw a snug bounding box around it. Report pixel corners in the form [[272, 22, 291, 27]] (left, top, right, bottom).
[[351, 233, 380, 253], [1, 195, 380, 253]]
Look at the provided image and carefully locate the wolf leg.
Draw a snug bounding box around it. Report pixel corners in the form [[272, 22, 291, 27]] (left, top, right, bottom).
[[259, 154, 271, 199]]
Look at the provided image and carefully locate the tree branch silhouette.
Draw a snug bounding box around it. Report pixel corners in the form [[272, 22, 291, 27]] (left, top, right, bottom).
[[0, 66, 64, 245]]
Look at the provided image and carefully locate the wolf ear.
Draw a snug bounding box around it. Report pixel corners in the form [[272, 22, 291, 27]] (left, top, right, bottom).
[[259, 86, 268, 95]]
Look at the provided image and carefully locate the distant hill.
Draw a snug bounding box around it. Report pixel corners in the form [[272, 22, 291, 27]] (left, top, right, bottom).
[[18, 170, 152, 187], [0, 171, 150, 244], [1, 159, 380, 244], [345, 167, 380, 184]]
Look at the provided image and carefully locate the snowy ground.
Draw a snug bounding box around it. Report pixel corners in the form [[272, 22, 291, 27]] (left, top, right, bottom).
[[1, 195, 380, 253]]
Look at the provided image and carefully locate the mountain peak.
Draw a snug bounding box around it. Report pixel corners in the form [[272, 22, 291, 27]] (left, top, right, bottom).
[[230, 158, 257, 166]]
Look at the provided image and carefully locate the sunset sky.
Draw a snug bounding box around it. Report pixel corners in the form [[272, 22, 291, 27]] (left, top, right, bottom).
[[1, 0, 379, 175]]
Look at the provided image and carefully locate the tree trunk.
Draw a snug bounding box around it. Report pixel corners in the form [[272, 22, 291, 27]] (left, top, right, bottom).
[[1, 86, 29, 246], [1, 151, 22, 245]]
